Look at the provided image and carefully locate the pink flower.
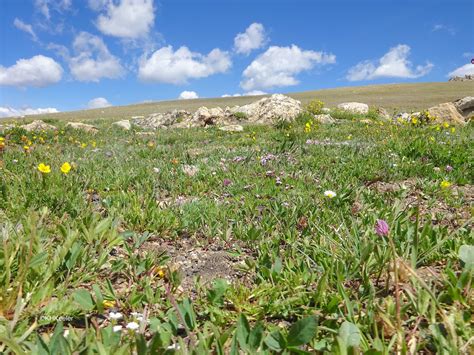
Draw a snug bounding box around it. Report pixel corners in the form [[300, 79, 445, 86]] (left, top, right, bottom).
[[375, 219, 389, 237], [223, 178, 232, 187], [445, 165, 453, 172]]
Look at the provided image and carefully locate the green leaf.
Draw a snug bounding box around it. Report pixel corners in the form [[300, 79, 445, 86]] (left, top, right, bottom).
[[92, 284, 104, 313], [29, 251, 49, 270], [338, 321, 361, 348], [287, 316, 318, 347], [264, 330, 287, 352], [207, 278, 229, 306], [72, 289, 94, 311], [248, 322, 264, 351], [459, 245, 474, 268], [236, 313, 251, 351]]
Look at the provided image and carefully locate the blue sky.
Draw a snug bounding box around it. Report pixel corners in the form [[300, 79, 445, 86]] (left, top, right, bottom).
[[0, 0, 473, 117]]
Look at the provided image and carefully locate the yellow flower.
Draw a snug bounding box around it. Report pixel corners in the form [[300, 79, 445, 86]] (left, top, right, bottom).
[[347, 135, 353, 140], [81, 143, 87, 149], [429, 136, 435, 142], [450, 127, 455, 133], [24, 145, 30, 151], [155, 266, 166, 278], [60, 162, 71, 174], [411, 117, 418, 125], [0, 137, 4, 142], [440, 180, 451, 189], [103, 300, 116, 309], [38, 163, 51, 174], [442, 122, 449, 128]]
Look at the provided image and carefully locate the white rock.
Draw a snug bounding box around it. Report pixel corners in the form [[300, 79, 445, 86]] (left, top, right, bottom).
[[234, 94, 302, 122], [337, 102, 369, 114], [219, 124, 244, 132], [313, 114, 335, 124], [112, 120, 131, 130]]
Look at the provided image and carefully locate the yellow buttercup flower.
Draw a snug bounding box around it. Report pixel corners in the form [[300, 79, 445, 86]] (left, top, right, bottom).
[[103, 300, 116, 309], [442, 122, 449, 128], [60, 162, 71, 174], [440, 180, 451, 189], [38, 163, 51, 174]]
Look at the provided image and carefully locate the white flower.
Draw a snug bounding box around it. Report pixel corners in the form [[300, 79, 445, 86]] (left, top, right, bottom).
[[153, 167, 160, 173], [113, 325, 123, 332], [63, 330, 70, 338], [167, 343, 181, 350], [109, 311, 123, 320], [126, 321, 139, 331], [324, 190, 337, 199]]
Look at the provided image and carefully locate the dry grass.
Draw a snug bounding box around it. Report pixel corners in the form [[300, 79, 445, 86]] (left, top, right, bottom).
[[4, 81, 474, 123]]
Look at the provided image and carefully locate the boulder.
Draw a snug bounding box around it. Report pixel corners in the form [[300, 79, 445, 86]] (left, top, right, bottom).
[[21, 120, 57, 132], [427, 103, 466, 125], [0, 124, 16, 133], [337, 102, 369, 114], [453, 96, 474, 112], [66, 122, 98, 133], [313, 114, 335, 124], [133, 110, 192, 130], [235, 94, 302, 122], [219, 124, 244, 132], [375, 107, 390, 120], [321, 107, 331, 113], [112, 120, 131, 130], [393, 112, 420, 124], [191, 107, 226, 126]]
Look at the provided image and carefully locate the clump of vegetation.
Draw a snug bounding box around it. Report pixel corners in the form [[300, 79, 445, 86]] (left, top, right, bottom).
[[233, 111, 248, 120], [0, 117, 472, 353], [304, 99, 325, 115]]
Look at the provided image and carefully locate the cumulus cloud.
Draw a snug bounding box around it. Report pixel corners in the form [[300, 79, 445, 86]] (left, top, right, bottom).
[[0, 55, 63, 88], [222, 91, 267, 97], [138, 45, 231, 84], [234, 23, 267, 55], [448, 63, 474, 77], [13, 18, 38, 42], [0, 106, 59, 118], [178, 91, 199, 99], [241, 45, 335, 90], [69, 32, 125, 82], [346, 44, 433, 81], [95, 0, 155, 39], [221, 93, 241, 97], [87, 97, 112, 109]]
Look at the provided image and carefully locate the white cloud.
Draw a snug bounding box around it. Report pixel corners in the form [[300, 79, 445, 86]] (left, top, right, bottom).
[[69, 32, 125, 82], [138, 45, 231, 84], [241, 45, 335, 90], [346, 44, 434, 81], [448, 63, 474, 77], [0, 55, 63, 88], [244, 90, 267, 96], [178, 91, 199, 99], [221, 93, 241, 97], [234, 23, 267, 55], [432, 24, 456, 35], [87, 97, 112, 109], [13, 18, 38, 42], [0, 106, 59, 118], [35, 0, 72, 19], [95, 0, 155, 39]]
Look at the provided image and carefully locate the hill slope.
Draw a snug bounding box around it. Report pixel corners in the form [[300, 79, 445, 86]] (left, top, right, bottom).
[[9, 81, 474, 122]]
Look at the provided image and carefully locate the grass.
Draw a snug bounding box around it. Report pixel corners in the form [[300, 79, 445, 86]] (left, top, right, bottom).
[[2, 81, 473, 124], [0, 105, 473, 353]]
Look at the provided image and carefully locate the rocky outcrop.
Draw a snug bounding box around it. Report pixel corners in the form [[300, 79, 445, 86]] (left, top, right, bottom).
[[112, 120, 131, 130], [66, 122, 98, 133], [21, 120, 57, 132], [235, 94, 302, 122], [133, 110, 192, 130], [337, 102, 369, 114], [191, 107, 226, 126], [448, 74, 474, 82]]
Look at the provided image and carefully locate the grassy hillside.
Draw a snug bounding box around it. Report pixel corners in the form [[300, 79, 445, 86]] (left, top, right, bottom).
[[7, 81, 474, 123]]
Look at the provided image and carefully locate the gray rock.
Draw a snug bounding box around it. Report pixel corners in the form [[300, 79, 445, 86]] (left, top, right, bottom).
[[337, 102, 369, 114], [313, 114, 335, 124], [21, 120, 57, 132], [428, 103, 466, 125], [191, 107, 226, 126], [66, 122, 98, 133], [133, 110, 192, 130], [453, 96, 474, 112]]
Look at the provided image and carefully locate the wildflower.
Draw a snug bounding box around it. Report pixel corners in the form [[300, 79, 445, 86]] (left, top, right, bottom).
[[103, 300, 116, 309], [442, 122, 449, 128], [171, 158, 179, 165], [109, 311, 123, 320], [126, 322, 139, 331], [60, 162, 71, 174], [324, 190, 337, 199], [63, 330, 70, 338], [24, 145, 30, 152], [429, 136, 435, 142], [155, 266, 166, 278], [38, 163, 51, 174], [411, 117, 418, 125], [113, 325, 123, 332], [304, 121, 312, 133], [347, 135, 352, 140], [374, 219, 389, 237], [445, 165, 453, 172], [450, 127, 455, 133], [223, 178, 232, 187], [440, 180, 451, 189], [81, 143, 87, 149], [147, 141, 155, 148]]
